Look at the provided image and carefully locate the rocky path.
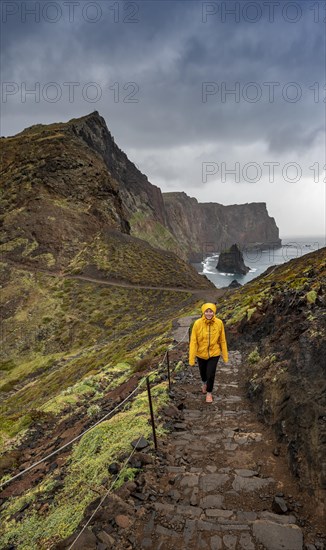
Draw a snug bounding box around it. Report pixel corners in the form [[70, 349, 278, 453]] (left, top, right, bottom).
[[118, 346, 325, 550]]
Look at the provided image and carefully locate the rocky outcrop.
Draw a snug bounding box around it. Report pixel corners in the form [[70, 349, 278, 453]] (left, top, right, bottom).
[[69, 113, 184, 258], [1, 112, 281, 268], [219, 247, 326, 514], [216, 244, 250, 275], [69, 112, 167, 225], [163, 192, 281, 261], [0, 116, 213, 289]]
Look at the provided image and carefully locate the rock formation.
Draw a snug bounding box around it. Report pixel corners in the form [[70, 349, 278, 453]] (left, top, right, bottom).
[[216, 244, 250, 275], [163, 192, 281, 262], [0, 115, 213, 290], [219, 247, 326, 514], [1, 112, 281, 266]]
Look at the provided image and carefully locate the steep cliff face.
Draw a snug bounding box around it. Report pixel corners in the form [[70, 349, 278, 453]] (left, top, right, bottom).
[[0, 120, 130, 271], [0, 116, 212, 289], [218, 247, 326, 514], [69, 112, 183, 257], [163, 192, 281, 261], [1, 112, 281, 269], [201, 202, 281, 249]]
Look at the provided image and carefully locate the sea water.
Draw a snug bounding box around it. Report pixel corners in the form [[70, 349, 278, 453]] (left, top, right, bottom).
[[192, 235, 326, 289]]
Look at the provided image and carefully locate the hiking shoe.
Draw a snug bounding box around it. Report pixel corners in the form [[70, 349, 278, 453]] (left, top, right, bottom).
[[206, 393, 213, 403], [201, 383, 207, 394]]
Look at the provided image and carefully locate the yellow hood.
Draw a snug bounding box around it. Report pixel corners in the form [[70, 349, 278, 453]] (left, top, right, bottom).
[[201, 302, 217, 315]]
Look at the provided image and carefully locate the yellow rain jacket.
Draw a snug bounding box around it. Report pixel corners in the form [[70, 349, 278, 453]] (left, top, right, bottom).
[[189, 302, 228, 365]]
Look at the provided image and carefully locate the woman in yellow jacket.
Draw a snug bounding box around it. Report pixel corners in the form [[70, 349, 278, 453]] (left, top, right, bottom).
[[189, 302, 228, 403]]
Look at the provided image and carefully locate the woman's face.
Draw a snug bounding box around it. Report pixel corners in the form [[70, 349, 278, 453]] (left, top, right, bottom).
[[204, 308, 214, 320]]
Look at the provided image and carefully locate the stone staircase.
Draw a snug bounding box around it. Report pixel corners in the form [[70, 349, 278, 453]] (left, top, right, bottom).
[[132, 351, 309, 550]]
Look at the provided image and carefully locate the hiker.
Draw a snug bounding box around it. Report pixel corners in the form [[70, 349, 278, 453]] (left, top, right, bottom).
[[189, 302, 228, 403]]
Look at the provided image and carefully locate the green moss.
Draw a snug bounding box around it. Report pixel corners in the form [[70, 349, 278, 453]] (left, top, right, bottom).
[[306, 290, 317, 304], [0, 382, 169, 549], [248, 347, 260, 364], [247, 307, 256, 321]]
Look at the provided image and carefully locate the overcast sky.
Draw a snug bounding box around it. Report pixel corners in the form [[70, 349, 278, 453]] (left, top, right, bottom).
[[1, 0, 325, 239]]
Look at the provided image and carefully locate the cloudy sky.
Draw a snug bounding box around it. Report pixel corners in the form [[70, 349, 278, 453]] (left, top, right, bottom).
[[1, 0, 325, 238]]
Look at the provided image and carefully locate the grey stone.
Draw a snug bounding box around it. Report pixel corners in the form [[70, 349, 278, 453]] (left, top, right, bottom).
[[223, 534, 237, 549], [71, 529, 97, 550], [259, 511, 296, 524], [168, 489, 181, 502], [234, 469, 259, 477], [198, 535, 209, 549], [220, 524, 250, 531], [176, 504, 202, 517], [253, 520, 303, 550], [97, 530, 116, 546], [210, 535, 223, 549], [200, 495, 224, 509], [236, 511, 257, 521], [184, 518, 197, 546], [108, 462, 120, 475], [199, 473, 229, 492], [272, 496, 288, 514], [197, 520, 221, 532], [239, 532, 255, 550], [206, 465, 217, 473], [131, 436, 149, 450], [143, 511, 155, 534], [190, 488, 199, 506], [232, 474, 274, 492], [174, 423, 187, 430], [206, 509, 233, 518], [180, 474, 199, 488]]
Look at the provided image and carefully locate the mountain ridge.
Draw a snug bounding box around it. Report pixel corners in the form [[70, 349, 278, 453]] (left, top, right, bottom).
[[1, 111, 281, 264]]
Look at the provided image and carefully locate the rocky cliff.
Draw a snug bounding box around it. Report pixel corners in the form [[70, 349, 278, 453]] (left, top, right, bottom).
[[218, 247, 326, 514], [1, 112, 281, 268], [0, 115, 213, 289], [163, 192, 281, 261], [68, 113, 184, 256], [216, 243, 250, 274]]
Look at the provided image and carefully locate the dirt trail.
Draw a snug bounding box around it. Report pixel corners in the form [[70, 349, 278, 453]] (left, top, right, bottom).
[[3, 258, 226, 299]]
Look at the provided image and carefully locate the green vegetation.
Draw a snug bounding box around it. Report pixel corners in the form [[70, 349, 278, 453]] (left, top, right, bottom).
[[0, 263, 195, 446], [129, 211, 181, 256], [0, 383, 169, 549], [248, 347, 261, 364], [306, 290, 317, 304]]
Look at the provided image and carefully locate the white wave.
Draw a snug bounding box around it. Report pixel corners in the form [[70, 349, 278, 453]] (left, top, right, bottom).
[[202, 268, 218, 274], [218, 272, 235, 276]]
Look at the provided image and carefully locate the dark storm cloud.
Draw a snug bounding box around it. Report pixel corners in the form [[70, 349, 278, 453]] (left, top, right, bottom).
[[1, 0, 325, 235]]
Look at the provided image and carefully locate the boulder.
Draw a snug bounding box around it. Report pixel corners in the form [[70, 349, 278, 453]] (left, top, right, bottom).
[[216, 244, 250, 275]]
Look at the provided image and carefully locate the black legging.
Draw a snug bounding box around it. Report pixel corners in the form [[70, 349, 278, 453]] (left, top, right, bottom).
[[197, 356, 220, 393]]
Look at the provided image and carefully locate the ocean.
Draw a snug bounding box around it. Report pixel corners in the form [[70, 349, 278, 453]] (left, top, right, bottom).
[[192, 235, 326, 289]]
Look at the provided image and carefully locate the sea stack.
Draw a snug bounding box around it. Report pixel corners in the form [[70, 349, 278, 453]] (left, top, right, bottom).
[[216, 244, 250, 275]]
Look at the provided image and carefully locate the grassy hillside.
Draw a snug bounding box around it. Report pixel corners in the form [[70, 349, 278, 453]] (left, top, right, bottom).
[[0, 261, 202, 548], [0, 262, 200, 446]]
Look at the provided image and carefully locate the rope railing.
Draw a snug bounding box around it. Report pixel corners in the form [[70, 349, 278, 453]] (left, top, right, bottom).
[[0, 325, 190, 491], [67, 328, 191, 549], [67, 433, 145, 550]]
